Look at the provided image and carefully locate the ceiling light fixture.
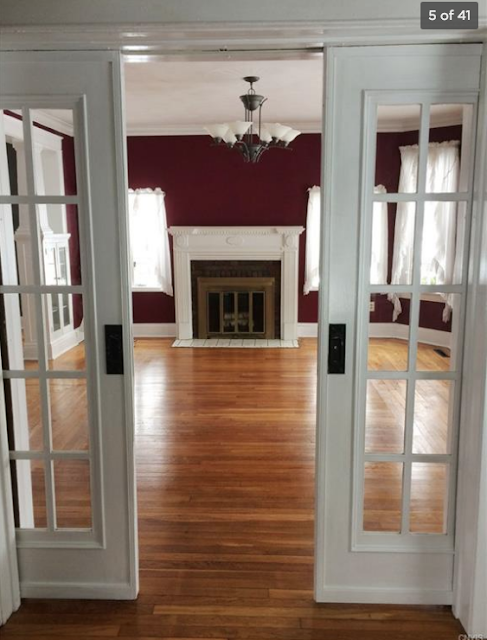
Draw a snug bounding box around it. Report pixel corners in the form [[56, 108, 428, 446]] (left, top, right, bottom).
[[204, 76, 301, 164]]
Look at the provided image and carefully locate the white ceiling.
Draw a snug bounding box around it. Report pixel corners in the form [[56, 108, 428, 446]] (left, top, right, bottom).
[[123, 56, 324, 135], [30, 55, 464, 136]]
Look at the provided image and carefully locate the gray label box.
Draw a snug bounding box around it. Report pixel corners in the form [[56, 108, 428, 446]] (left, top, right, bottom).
[[421, 2, 478, 29]]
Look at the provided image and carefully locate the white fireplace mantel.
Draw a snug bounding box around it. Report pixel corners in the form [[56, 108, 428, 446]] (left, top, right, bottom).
[[169, 226, 305, 341]]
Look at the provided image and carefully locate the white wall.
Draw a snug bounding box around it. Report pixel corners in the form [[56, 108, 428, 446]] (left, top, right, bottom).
[[0, 0, 484, 25]]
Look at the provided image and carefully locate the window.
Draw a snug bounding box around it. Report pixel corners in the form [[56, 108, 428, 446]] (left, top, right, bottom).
[[303, 186, 321, 294], [304, 185, 388, 293], [128, 188, 173, 295]]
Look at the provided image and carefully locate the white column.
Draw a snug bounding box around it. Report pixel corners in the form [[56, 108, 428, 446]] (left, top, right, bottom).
[[172, 235, 193, 340], [13, 140, 38, 359], [281, 232, 300, 341]]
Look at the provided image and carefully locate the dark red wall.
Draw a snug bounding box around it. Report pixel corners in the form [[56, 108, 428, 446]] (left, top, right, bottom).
[[128, 134, 321, 324]]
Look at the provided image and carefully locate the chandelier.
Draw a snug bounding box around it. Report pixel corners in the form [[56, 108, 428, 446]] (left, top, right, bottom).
[[204, 76, 301, 164]]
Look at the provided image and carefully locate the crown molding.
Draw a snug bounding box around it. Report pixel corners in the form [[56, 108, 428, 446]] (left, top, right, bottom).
[[126, 115, 463, 137], [30, 110, 74, 137], [126, 121, 323, 137], [0, 20, 485, 51], [377, 113, 463, 133], [26, 110, 463, 139]]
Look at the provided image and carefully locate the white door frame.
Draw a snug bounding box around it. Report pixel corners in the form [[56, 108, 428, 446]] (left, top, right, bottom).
[[452, 43, 487, 636], [0, 24, 485, 637]]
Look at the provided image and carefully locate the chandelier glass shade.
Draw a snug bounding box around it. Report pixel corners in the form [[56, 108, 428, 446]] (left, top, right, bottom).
[[204, 76, 301, 164]]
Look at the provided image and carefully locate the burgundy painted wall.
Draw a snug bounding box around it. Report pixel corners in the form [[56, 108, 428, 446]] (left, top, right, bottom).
[[128, 134, 321, 324]]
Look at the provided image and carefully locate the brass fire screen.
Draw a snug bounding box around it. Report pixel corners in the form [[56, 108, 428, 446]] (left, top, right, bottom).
[[197, 277, 275, 339]]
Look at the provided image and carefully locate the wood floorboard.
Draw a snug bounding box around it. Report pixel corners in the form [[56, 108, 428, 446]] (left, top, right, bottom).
[[3, 338, 465, 638]]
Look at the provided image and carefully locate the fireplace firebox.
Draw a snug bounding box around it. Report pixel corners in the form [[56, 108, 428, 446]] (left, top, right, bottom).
[[197, 277, 275, 339]]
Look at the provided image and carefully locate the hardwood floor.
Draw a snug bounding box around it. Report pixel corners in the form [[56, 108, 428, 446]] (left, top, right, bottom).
[[3, 338, 465, 638]]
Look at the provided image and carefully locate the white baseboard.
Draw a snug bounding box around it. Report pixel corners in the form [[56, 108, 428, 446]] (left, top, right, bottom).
[[23, 329, 84, 361], [50, 329, 80, 360], [134, 322, 320, 339], [315, 586, 452, 605], [133, 322, 177, 338], [369, 322, 451, 349], [298, 322, 318, 338], [20, 581, 137, 600]]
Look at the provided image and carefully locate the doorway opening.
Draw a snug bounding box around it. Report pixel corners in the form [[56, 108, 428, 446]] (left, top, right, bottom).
[[123, 51, 323, 601], [0, 43, 481, 638]]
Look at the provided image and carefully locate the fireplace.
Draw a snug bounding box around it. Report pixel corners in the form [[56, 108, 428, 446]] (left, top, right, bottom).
[[169, 226, 304, 341], [197, 277, 276, 339], [191, 259, 281, 339]]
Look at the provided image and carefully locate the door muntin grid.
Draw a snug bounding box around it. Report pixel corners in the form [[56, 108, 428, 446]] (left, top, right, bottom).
[[0, 104, 102, 547], [352, 94, 477, 553]]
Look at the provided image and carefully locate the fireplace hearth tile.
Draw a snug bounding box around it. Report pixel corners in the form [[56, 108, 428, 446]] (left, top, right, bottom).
[[171, 339, 299, 349]]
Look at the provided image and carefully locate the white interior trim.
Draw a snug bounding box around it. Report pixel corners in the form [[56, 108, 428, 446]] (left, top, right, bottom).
[[368, 322, 452, 350], [298, 322, 318, 338], [133, 322, 319, 339], [3, 112, 63, 150], [453, 43, 487, 638], [125, 114, 463, 138], [20, 581, 136, 600], [132, 323, 176, 338], [27, 114, 462, 140], [0, 21, 486, 52]]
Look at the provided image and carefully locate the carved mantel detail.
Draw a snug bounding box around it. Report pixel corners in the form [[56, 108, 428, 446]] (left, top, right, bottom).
[[169, 226, 304, 341]]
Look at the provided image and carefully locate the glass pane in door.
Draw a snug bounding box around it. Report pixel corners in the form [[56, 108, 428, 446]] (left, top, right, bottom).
[[368, 293, 410, 371], [1, 110, 28, 195], [375, 105, 421, 193], [410, 463, 448, 533], [413, 380, 454, 455], [30, 109, 77, 197], [54, 459, 91, 529], [427, 104, 474, 194], [365, 379, 407, 454], [0, 293, 39, 368], [11, 459, 47, 529], [363, 462, 403, 532], [50, 378, 89, 451], [5, 378, 43, 451]]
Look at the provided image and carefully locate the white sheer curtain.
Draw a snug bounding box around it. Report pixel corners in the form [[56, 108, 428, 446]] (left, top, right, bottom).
[[303, 186, 321, 294], [389, 141, 460, 321], [371, 185, 389, 285], [128, 188, 173, 295], [304, 185, 389, 293]]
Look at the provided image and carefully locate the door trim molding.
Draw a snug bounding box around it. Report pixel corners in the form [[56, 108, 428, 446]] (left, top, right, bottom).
[[453, 42, 487, 637], [0, 21, 485, 51], [111, 54, 139, 601]]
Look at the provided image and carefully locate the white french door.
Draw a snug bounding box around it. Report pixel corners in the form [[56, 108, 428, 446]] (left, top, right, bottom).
[[0, 50, 136, 616], [316, 44, 481, 603]]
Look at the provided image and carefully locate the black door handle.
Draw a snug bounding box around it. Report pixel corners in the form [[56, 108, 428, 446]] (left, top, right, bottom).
[[328, 324, 346, 374], [105, 325, 124, 374]]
